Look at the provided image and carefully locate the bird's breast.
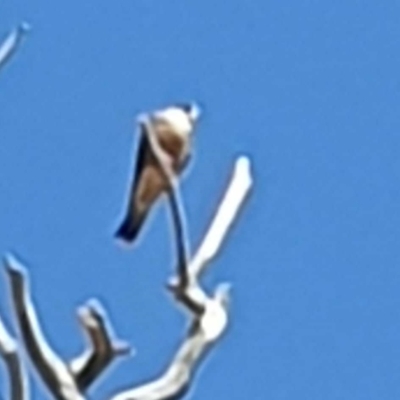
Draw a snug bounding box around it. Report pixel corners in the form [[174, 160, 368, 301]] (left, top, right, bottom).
[[157, 126, 188, 162]]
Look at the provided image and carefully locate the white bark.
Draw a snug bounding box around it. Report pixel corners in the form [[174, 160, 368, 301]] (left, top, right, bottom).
[[188, 156, 253, 280], [3, 257, 133, 400], [0, 311, 28, 400], [5, 255, 85, 400], [0, 23, 30, 72]]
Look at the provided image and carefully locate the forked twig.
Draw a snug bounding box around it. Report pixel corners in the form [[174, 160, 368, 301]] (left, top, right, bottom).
[[5, 255, 85, 400], [110, 113, 253, 400], [69, 299, 131, 391], [4, 256, 130, 400]]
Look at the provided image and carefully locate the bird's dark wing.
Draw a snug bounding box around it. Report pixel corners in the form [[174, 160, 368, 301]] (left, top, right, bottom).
[[114, 123, 152, 243], [130, 123, 151, 196]]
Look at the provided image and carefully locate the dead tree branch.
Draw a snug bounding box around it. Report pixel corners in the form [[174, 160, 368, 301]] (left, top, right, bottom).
[[0, 309, 28, 400], [188, 156, 252, 281], [4, 256, 129, 400], [0, 23, 30, 73], [0, 110, 253, 400], [109, 115, 253, 400], [5, 255, 85, 400], [69, 299, 131, 392]]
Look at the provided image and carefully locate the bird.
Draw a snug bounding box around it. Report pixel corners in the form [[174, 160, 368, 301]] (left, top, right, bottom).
[[115, 103, 201, 244]]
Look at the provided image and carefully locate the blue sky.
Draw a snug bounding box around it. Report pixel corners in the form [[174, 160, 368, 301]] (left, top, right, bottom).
[[1, 1, 400, 399]]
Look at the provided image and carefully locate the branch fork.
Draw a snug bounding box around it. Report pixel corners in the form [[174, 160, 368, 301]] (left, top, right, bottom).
[[0, 110, 253, 400], [108, 116, 252, 400]]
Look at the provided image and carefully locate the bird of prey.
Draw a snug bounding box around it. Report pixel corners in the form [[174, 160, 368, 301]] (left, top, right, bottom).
[[115, 103, 201, 244]]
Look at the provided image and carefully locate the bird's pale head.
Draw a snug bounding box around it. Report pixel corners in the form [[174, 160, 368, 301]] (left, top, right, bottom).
[[152, 103, 201, 137]]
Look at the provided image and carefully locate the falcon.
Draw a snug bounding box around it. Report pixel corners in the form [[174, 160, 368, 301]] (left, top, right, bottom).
[[115, 103, 200, 244]]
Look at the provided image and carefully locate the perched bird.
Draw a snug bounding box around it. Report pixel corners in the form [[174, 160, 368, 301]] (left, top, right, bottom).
[[115, 103, 201, 244]]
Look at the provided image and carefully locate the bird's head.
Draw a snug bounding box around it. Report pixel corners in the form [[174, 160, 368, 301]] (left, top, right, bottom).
[[151, 102, 201, 137], [175, 102, 201, 125]]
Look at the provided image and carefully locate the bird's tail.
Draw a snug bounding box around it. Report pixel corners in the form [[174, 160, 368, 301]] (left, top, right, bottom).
[[114, 210, 148, 244]]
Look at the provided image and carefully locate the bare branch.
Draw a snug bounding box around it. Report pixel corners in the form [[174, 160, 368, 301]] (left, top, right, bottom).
[[109, 276, 230, 400], [69, 299, 131, 391], [110, 112, 253, 400], [0, 312, 28, 400], [169, 156, 253, 313], [0, 23, 30, 73], [4, 254, 85, 400], [0, 108, 253, 400], [110, 327, 207, 400], [189, 156, 253, 281]]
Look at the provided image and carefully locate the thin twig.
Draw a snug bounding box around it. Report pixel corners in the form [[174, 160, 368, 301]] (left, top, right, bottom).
[[69, 299, 131, 391], [169, 156, 253, 315], [0, 23, 30, 73], [188, 156, 252, 280], [4, 255, 85, 400]]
